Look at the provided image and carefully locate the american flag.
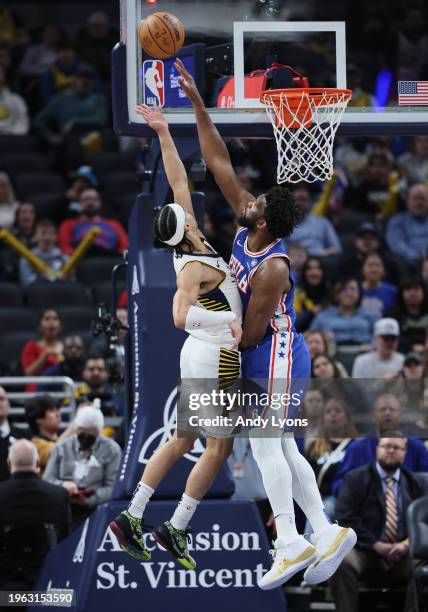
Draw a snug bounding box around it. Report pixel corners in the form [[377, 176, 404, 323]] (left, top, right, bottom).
[[398, 81, 428, 105]]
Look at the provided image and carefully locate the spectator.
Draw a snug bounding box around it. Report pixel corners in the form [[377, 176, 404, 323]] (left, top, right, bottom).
[[338, 222, 404, 285], [0, 385, 29, 481], [0, 171, 19, 229], [294, 256, 331, 332], [65, 165, 98, 215], [0, 66, 29, 134], [40, 334, 86, 388], [360, 253, 397, 319], [312, 354, 345, 380], [40, 39, 81, 104], [18, 23, 60, 77], [306, 397, 358, 521], [333, 394, 428, 494], [76, 356, 124, 416], [11, 202, 36, 248], [406, 384, 428, 442], [352, 318, 404, 378], [18, 218, 69, 286], [25, 395, 74, 474], [287, 185, 342, 256], [0, 439, 70, 591], [386, 277, 428, 354], [398, 135, 428, 184], [34, 63, 108, 150], [330, 433, 426, 612], [43, 406, 121, 528], [76, 11, 117, 81], [287, 243, 308, 283], [390, 352, 426, 419], [298, 388, 325, 446], [310, 278, 374, 347], [386, 184, 428, 264], [305, 330, 348, 377], [21, 308, 63, 377], [58, 188, 128, 256]]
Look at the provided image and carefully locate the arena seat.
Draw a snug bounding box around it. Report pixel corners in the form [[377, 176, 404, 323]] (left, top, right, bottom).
[[90, 152, 134, 177], [0, 153, 50, 178], [0, 282, 23, 307], [76, 257, 122, 286], [0, 308, 38, 335], [24, 282, 92, 309], [56, 306, 97, 335], [102, 172, 138, 197], [0, 135, 35, 154], [0, 332, 37, 375], [93, 281, 126, 309], [14, 172, 66, 201], [28, 193, 65, 219]]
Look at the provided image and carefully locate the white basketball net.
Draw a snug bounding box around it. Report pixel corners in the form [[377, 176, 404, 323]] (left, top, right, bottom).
[[261, 89, 352, 184]]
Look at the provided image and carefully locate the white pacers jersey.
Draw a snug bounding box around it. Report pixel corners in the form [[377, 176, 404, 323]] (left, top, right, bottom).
[[173, 245, 242, 347]]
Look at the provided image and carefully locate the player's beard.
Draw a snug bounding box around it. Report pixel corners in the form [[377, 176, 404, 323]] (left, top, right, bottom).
[[237, 211, 256, 230]]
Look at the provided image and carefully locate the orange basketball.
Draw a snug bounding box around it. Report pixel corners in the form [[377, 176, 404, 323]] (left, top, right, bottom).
[[138, 12, 185, 59]]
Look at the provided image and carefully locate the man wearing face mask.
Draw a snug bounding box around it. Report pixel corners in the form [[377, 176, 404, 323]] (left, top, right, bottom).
[[57, 188, 128, 255], [43, 405, 121, 528]]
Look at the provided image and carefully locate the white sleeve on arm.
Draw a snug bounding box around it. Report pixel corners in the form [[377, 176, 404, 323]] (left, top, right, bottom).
[[185, 305, 236, 332]]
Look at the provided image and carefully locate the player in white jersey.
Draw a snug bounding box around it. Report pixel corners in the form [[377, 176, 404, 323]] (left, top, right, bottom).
[[110, 104, 242, 571]]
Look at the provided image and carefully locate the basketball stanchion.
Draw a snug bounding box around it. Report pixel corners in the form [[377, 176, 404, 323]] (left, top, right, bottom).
[[260, 87, 352, 184]]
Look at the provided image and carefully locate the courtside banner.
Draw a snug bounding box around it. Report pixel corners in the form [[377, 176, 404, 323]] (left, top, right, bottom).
[[113, 195, 234, 499], [30, 500, 285, 612]]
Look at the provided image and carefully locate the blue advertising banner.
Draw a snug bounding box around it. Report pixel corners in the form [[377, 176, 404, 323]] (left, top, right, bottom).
[[31, 500, 285, 611], [113, 195, 234, 499]]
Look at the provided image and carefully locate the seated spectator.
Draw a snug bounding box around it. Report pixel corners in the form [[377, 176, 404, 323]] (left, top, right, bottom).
[[406, 384, 428, 443], [40, 334, 86, 389], [333, 394, 428, 494], [398, 135, 428, 184], [0, 66, 29, 134], [0, 171, 19, 230], [305, 330, 348, 377], [386, 277, 428, 354], [65, 165, 98, 215], [310, 278, 374, 347], [40, 39, 81, 104], [294, 256, 331, 332], [352, 318, 404, 378], [390, 352, 426, 421], [298, 388, 325, 448], [0, 439, 70, 591], [11, 202, 36, 248], [287, 243, 308, 283], [76, 356, 124, 416], [19, 219, 69, 286], [287, 185, 342, 256], [361, 253, 397, 319], [25, 395, 74, 474], [305, 397, 358, 522], [76, 11, 118, 81], [18, 24, 60, 78], [43, 405, 121, 528], [386, 184, 428, 264], [0, 386, 29, 481], [338, 222, 404, 286], [58, 188, 128, 256], [330, 433, 427, 612], [343, 153, 398, 217], [21, 308, 63, 378], [34, 63, 108, 150]]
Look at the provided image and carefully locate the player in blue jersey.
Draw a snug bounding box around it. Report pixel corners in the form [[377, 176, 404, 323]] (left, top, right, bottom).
[[176, 59, 356, 590]]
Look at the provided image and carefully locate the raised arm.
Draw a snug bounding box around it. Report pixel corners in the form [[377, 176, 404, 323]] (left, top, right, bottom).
[[174, 58, 253, 216], [135, 104, 194, 216], [241, 258, 291, 349], [173, 262, 242, 348]]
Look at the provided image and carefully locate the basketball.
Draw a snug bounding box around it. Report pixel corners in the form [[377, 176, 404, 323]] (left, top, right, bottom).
[[138, 12, 185, 59]]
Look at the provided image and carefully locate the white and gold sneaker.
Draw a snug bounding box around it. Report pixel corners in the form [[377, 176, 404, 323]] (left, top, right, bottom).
[[258, 536, 317, 590], [304, 524, 357, 584]]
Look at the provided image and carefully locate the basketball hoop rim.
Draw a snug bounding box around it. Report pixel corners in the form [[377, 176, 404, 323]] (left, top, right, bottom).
[[260, 87, 353, 106]]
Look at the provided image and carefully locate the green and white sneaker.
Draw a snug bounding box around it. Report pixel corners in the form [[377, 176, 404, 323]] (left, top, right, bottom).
[[152, 521, 196, 570], [109, 510, 151, 561]]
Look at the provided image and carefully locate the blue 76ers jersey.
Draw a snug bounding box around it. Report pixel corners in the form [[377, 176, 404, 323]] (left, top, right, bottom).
[[229, 227, 297, 341]]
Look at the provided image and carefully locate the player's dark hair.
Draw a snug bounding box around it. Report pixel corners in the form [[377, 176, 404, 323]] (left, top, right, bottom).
[[264, 186, 304, 239], [153, 206, 194, 256]]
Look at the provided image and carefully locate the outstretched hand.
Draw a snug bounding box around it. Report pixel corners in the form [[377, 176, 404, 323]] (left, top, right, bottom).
[[135, 104, 168, 134], [174, 58, 202, 104]]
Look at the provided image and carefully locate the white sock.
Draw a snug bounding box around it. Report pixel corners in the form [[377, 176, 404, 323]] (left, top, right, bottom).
[[170, 493, 200, 531], [128, 481, 154, 519]]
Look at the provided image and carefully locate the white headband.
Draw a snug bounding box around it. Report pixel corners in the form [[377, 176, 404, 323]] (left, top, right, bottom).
[[162, 203, 186, 246]]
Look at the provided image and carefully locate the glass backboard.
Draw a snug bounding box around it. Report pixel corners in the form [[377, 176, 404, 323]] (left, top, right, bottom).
[[113, 0, 428, 136]]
